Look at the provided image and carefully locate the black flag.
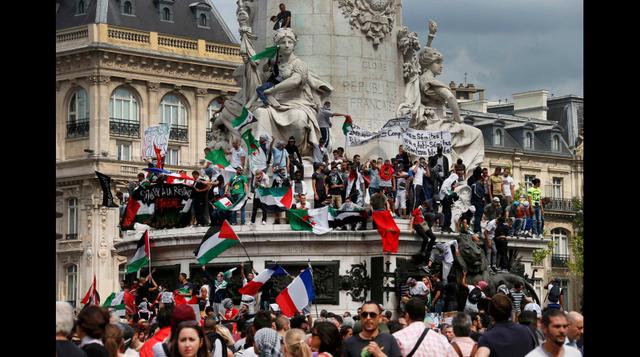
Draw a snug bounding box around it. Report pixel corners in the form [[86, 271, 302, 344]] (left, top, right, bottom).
[[95, 171, 119, 207]]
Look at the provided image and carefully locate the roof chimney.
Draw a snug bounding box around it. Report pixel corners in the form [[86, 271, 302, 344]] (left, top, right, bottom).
[[512, 90, 548, 120]]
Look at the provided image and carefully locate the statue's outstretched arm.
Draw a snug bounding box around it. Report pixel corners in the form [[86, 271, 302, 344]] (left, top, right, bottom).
[[264, 73, 302, 95], [434, 86, 462, 123]]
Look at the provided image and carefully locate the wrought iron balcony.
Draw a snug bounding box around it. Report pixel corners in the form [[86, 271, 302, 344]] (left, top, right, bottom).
[[551, 254, 569, 268], [66, 233, 78, 240], [170, 125, 189, 142], [110, 119, 140, 137], [545, 198, 575, 212], [66, 119, 90, 138]]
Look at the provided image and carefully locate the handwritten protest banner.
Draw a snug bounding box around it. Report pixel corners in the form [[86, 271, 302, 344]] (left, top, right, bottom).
[[346, 117, 410, 146], [401, 128, 452, 157], [142, 124, 170, 159]]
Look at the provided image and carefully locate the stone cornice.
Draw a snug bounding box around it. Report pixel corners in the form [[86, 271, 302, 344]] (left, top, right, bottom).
[[115, 226, 549, 262], [57, 49, 240, 92]]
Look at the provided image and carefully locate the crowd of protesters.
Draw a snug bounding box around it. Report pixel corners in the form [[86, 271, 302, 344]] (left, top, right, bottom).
[[57, 267, 583, 357], [122, 140, 546, 236]]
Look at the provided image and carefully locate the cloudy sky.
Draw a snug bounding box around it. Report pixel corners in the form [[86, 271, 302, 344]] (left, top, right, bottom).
[[213, 0, 582, 101]]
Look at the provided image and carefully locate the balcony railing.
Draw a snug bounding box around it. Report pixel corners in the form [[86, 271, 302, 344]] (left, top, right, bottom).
[[545, 198, 575, 212], [170, 125, 189, 142], [110, 119, 140, 137], [66, 119, 90, 139], [551, 254, 569, 268], [66, 233, 78, 240]]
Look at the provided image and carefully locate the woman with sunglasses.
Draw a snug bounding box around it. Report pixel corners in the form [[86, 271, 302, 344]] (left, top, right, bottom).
[[310, 322, 341, 357]]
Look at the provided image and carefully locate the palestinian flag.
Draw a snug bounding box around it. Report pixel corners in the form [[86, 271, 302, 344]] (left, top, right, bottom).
[[342, 115, 353, 136], [345, 170, 365, 201], [173, 287, 199, 305], [103, 291, 134, 316], [121, 199, 155, 229], [165, 172, 195, 186], [372, 210, 400, 253], [288, 206, 332, 235], [194, 220, 240, 265], [126, 230, 150, 273], [232, 107, 257, 132], [223, 267, 237, 279], [328, 207, 366, 228], [257, 186, 293, 211], [81, 275, 100, 305], [213, 194, 248, 212], [250, 45, 278, 61]]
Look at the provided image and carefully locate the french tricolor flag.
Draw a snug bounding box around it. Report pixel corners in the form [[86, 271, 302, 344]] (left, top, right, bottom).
[[276, 268, 315, 317], [238, 265, 289, 296]]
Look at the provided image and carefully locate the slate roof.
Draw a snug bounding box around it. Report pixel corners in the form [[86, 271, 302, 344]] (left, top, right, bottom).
[[56, 0, 237, 44]]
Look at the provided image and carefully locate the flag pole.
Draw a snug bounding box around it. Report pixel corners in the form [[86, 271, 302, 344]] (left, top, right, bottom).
[[308, 259, 319, 319], [237, 238, 253, 263]]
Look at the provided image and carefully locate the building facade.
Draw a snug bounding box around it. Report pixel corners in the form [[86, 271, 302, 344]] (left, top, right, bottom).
[[55, 0, 241, 307]]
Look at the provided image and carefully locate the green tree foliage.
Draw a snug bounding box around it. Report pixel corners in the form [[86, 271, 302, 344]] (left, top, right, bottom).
[[567, 199, 583, 277]]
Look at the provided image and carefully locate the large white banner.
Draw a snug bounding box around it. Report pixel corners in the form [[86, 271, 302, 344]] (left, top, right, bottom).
[[346, 117, 410, 146], [141, 124, 170, 159], [346, 117, 451, 157], [401, 128, 452, 157]]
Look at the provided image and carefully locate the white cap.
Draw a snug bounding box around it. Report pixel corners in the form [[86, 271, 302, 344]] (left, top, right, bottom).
[[523, 302, 542, 318]]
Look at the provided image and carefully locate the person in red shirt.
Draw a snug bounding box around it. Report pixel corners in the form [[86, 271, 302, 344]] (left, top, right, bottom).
[[221, 298, 239, 321], [139, 306, 173, 357], [409, 201, 437, 260]]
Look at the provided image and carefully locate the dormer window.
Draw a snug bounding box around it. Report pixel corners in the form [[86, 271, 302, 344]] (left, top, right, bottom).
[[162, 7, 171, 21], [122, 1, 134, 16], [199, 13, 208, 27], [493, 128, 503, 146], [552, 135, 561, 152], [524, 132, 534, 149], [76, 0, 86, 15]]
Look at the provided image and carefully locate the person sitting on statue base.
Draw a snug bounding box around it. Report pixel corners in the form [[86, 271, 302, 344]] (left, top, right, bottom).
[[335, 194, 367, 231], [409, 200, 437, 260]]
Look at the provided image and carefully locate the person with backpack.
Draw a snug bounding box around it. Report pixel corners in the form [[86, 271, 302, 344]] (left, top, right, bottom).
[[392, 298, 455, 357], [450, 312, 478, 357], [545, 278, 564, 310], [462, 272, 491, 314]]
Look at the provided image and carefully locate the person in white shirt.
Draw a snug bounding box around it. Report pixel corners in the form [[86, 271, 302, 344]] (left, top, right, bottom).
[[525, 309, 582, 357], [501, 167, 515, 208], [406, 277, 430, 302], [411, 160, 427, 210], [251, 169, 270, 225], [228, 139, 246, 169], [423, 240, 459, 281], [483, 218, 498, 273], [295, 193, 311, 209]]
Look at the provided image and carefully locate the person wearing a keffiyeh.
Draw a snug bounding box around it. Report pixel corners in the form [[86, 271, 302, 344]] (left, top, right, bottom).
[[210, 272, 229, 321], [254, 328, 283, 357]]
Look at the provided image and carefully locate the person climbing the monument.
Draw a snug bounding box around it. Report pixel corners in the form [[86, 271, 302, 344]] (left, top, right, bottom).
[[409, 200, 438, 259], [421, 239, 459, 282], [270, 3, 292, 30], [254, 50, 283, 107], [285, 136, 304, 177], [316, 101, 348, 149]]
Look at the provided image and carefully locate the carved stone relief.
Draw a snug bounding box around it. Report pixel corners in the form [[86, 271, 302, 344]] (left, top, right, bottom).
[[338, 0, 396, 47]]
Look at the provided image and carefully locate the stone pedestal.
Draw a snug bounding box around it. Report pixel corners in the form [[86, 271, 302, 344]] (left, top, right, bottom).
[[253, 0, 405, 160]]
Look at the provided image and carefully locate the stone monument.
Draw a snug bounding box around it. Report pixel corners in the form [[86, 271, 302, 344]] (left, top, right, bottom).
[[243, 0, 405, 160], [397, 20, 484, 173]]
